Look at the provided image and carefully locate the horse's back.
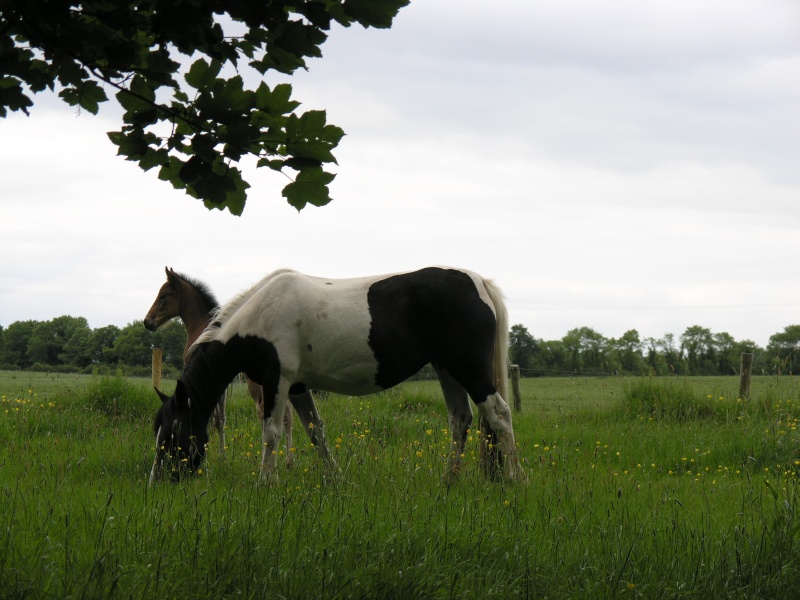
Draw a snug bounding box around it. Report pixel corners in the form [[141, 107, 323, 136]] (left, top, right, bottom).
[[210, 267, 503, 396]]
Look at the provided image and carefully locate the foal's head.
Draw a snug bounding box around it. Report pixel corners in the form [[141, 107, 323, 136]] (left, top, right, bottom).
[[150, 381, 209, 483], [143, 267, 184, 331]]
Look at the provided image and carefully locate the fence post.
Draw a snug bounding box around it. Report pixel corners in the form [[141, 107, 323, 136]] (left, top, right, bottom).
[[739, 352, 753, 401], [511, 364, 522, 413], [152, 348, 163, 391]]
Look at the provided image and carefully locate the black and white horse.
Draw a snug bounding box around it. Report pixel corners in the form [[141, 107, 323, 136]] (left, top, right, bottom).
[[150, 267, 524, 483]]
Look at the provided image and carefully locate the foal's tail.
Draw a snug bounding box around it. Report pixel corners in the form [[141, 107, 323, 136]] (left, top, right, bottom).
[[482, 277, 509, 400]]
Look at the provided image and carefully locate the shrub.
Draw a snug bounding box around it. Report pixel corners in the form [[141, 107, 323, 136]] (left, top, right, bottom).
[[620, 377, 718, 421], [84, 374, 153, 420]]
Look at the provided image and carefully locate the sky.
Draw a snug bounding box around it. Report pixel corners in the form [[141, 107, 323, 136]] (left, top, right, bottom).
[[1, 0, 799, 348]]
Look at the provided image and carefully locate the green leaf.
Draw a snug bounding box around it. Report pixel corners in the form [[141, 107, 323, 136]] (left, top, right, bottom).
[[255, 82, 300, 117], [0, 78, 33, 116], [185, 59, 222, 90], [179, 156, 212, 184], [106, 129, 150, 159], [76, 80, 107, 115], [282, 167, 336, 210], [342, 0, 410, 28]]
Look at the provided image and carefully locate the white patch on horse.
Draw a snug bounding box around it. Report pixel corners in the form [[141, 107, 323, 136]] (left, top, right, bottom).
[[213, 271, 381, 395]]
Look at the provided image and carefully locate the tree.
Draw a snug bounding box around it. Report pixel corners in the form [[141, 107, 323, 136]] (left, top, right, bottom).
[[644, 333, 682, 375], [681, 325, 715, 375], [562, 327, 608, 373], [766, 325, 800, 374], [150, 320, 187, 370], [509, 324, 538, 371], [112, 321, 153, 366], [2, 0, 408, 214], [713, 331, 736, 375], [610, 329, 645, 374], [60, 325, 94, 367], [0, 320, 37, 368], [27, 315, 90, 366], [91, 324, 121, 365]]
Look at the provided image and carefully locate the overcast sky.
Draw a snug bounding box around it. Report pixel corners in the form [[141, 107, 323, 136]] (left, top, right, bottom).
[[1, 0, 799, 348]]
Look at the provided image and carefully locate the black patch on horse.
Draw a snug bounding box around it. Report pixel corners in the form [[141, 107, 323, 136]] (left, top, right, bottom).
[[366, 267, 497, 400]]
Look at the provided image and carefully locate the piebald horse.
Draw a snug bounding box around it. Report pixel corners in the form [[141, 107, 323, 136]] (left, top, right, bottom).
[[143, 267, 295, 463], [150, 267, 524, 483]]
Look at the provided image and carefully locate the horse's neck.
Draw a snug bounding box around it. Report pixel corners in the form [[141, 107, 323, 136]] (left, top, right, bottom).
[[183, 342, 238, 417], [179, 285, 218, 358]]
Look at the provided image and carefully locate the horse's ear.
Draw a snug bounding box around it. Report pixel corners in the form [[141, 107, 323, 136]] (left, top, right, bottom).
[[175, 380, 190, 408], [154, 387, 170, 403]]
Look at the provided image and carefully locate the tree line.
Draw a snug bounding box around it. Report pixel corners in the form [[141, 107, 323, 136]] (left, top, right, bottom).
[[1, 316, 800, 377], [509, 324, 800, 376], [0, 316, 186, 375]]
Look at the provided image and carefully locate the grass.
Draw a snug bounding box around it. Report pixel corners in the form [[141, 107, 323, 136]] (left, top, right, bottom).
[[1, 370, 799, 598]]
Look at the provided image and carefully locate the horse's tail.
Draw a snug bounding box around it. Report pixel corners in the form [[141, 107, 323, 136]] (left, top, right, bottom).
[[482, 277, 509, 400], [478, 276, 509, 479]]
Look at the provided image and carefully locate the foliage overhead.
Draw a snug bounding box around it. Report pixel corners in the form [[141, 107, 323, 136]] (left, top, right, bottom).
[[1, 0, 409, 214]]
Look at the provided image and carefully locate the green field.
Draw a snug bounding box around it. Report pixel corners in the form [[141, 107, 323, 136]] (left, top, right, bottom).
[[1, 370, 799, 599]]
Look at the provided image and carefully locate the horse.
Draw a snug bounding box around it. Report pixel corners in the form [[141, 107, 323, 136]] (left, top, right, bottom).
[[143, 267, 295, 464], [150, 266, 525, 484]]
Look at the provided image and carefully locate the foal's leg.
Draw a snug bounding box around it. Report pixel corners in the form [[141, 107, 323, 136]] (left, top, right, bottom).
[[434, 366, 473, 483], [211, 390, 227, 457], [246, 376, 264, 419], [289, 390, 337, 471], [283, 401, 295, 468]]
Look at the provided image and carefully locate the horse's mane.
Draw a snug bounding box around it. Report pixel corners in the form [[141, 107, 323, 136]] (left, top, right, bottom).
[[192, 268, 296, 349], [173, 271, 220, 315]]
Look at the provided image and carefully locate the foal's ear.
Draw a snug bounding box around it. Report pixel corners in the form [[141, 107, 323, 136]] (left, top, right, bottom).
[[155, 387, 170, 404]]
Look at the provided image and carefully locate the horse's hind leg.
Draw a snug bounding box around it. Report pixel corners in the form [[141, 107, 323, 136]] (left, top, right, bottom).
[[475, 392, 525, 481], [289, 390, 337, 471], [434, 366, 473, 483]]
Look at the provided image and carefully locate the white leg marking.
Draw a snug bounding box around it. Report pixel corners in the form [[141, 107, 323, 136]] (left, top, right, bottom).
[[478, 393, 526, 481], [149, 426, 162, 486]]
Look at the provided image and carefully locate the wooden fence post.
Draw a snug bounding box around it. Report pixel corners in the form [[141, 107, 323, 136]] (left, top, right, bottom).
[[739, 352, 753, 401], [510, 364, 522, 413], [152, 348, 163, 391]]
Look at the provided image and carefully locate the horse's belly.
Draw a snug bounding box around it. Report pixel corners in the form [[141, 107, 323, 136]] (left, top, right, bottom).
[[299, 364, 383, 396]]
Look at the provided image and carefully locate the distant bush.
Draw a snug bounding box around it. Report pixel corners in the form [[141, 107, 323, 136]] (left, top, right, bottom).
[[621, 378, 719, 421], [84, 374, 153, 420]]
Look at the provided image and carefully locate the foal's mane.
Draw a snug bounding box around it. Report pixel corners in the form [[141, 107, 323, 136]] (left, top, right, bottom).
[[174, 271, 220, 315], [192, 268, 296, 348]]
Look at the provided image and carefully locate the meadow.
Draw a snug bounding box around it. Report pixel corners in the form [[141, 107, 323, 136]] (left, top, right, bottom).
[[0, 370, 799, 599]]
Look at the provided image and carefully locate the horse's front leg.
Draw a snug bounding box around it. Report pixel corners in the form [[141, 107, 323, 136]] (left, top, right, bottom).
[[247, 376, 294, 467], [260, 382, 290, 483]]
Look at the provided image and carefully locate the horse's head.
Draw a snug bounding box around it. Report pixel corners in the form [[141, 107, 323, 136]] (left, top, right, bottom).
[[144, 267, 182, 331], [149, 380, 209, 483]]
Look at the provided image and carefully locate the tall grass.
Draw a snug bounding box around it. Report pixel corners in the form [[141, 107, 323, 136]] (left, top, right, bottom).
[[1, 372, 799, 598]]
